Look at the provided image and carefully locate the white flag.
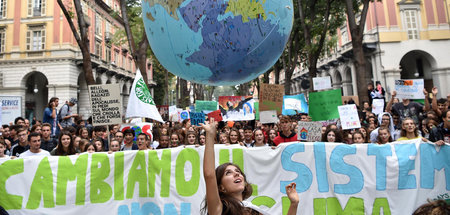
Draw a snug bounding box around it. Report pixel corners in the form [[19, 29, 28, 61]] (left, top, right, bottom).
[[126, 69, 164, 122]]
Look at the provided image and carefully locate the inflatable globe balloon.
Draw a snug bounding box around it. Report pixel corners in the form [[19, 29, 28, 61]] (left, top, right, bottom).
[[142, 0, 294, 86]]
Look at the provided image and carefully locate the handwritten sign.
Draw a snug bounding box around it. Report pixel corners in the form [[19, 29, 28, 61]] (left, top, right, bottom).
[[297, 121, 323, 141], [195, 100, 218, 113], [309, 89, 342, 121], [282, 94, 309, 115], [395, 79, 424, 99], [0, 96, 22, 125], [88, 84, 122, 126], [372, 99, 385, 115], [338, 104, 361, 130], [313, 76, 332, 91], [259, 110, 278, 124], [207, 110, 223, 122], [259, 83, 284, 114], [189, 112, 205, 126]]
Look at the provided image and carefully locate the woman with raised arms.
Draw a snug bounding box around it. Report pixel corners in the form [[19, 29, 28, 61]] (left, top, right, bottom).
[[200, 119, 299, 215]]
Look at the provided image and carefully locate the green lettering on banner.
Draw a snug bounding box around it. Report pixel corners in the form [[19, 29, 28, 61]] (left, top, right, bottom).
[[114, 152, 125, 200], [26, 157, 55, 209], [218, 148, 244, 172], [127, 151, 148, 198], [252, 196, 276, 208], [372, 198, 391, 215], [90, 153, 112, 203], [313, 198, 326, 214], [148, 149, 171, 197], [175, 148, 200, 196], [56, 155, 88, 205], [327, 197, 364, 215], [0, 159, 24, 210], [282, 196, 290, 215], [251, 184, 258, 196]]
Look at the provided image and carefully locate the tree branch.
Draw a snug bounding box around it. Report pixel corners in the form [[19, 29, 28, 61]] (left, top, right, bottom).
[[57, 0, 82, 46], [358, 0, 371, 36], [120, 0, 137, 56]]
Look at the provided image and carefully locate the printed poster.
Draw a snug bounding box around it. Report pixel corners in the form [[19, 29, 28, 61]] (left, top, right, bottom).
[[88, 84, 122, 126], [395, 79, 425, 99], [218, 96, 255, 121]]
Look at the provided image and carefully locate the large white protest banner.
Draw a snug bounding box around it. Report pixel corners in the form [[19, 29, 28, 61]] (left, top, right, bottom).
[[313, 76, 332, 91], [338, 104, 361, 130], [395, 79, 425, 99], [1, 140, 448, 215], [0, 96, 22, 125], [88, 84, 122, 126]]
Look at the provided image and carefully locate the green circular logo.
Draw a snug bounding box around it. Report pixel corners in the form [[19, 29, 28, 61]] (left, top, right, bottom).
[[135, 78, 155, 105]]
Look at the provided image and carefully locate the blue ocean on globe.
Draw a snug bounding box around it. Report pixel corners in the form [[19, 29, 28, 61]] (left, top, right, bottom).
[[142, 0, 294, 86]]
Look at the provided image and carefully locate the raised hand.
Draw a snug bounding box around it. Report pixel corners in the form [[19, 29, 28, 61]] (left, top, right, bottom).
[[285, 182, 299, 204]]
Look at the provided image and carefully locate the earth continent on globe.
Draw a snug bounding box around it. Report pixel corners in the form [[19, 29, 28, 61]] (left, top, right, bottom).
[[142, 0, 294, 86]]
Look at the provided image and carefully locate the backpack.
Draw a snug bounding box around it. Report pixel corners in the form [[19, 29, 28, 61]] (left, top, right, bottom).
[[57, 104, 68, 122]]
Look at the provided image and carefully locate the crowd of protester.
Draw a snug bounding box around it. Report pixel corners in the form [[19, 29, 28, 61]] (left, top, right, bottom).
[[0, 85, 449, 160]]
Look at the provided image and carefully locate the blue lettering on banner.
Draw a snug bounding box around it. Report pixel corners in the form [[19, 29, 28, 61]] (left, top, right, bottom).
[[329, 145, 364, 194], [313, 142, 329, 192], [367, 144, 392, 191], [117, 202, 191, 215], [280, 143, 312, 193], [395, 144, 417, 189], [420, 144, 450, 190]]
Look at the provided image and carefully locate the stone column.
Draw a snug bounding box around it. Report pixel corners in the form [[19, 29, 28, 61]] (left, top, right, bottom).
[[432, 67, 450, 98], [381, 69, 401, 99]]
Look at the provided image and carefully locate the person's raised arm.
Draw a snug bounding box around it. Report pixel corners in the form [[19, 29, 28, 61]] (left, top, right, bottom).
[[51, 102, 57, 119], [200, 119, 222, 215], [286, 182, 299, 215], [385, 91, 396, 113], [423, 88, 431, 112], [431, 87, 442, 116]]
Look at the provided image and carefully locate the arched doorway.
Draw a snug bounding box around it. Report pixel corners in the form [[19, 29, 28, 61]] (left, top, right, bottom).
[[399, 50, 436, 91], [342, 67, 353, 96], [332, 70, 342, 91], [23, 72, 48, 122]]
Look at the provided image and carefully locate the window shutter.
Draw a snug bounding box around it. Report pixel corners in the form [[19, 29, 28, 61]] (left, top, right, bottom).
[[41, 29, 46, 50], [26, 31, 31, 50], [28, 0, 32, 16], [41, 0, 46, 16]]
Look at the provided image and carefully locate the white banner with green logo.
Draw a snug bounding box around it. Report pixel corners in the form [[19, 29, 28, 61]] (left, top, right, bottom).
[[126, 69, 163, 122], [1, 140, 448, 214]]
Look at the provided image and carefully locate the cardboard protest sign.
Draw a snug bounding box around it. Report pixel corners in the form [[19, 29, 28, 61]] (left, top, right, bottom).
[[282, 94, 309, 115], [259, 83, 284, 114], [218, 96, 254, 121], [297, 121, 322, 141], [88, 84, 122, 126], [338, 104, 361, 130], [1, 140, 446, 215], [259, 110, 278, 124], [207, 109, 223, 121], [189, 112, 205, 126], [372, 99, 385, 115], [395, 79, 425, 99], [0, 96, 22, 125], [309, 89, 342, 121], [313, 76, 332, 91], [195, 100, 218, 114], [342, 96, 359, 106]]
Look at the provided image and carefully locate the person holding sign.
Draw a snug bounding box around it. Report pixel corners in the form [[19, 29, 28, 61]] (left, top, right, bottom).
[[200, 119, 299, 215], [386, 90, 430, 124]]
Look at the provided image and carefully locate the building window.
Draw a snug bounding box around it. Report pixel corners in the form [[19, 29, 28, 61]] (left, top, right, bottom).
[[404, 10, 419, 40], [122, 54, 126, 69], [0, 29, 5, 53], [105, 46, 111, 63], [28, 0, 46, 17], [26, 27, 46, 51], [0, 0, 7, 19], [95, 40, 102, 58], [95, 13, 102, 37], [114, 49, 119, 65], [340, 27, 349, 45]]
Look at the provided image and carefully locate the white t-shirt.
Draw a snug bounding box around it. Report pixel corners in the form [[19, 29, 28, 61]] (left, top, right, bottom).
[[20, 150, 51, 158]]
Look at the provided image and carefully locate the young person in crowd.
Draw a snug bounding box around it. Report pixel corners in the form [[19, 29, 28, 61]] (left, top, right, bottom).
[[321, 128, 343, 143], [158, 134, 170, 149], [370, 112, 398, 143], [219, 132, 230, 145], [170, 133, 181, 148], [242, 126, 254, 147], [229, 128, 243, 146], [93, 138, 104, 152], [21, 132, 51, 157], [251, 129, 267, 147], [0, 139, 9, 158], [84, 143, 97, 153], [122, 129, 138, 150], [273, 116, 297, 146], [109, 139, 121, 152], [200, 119, 299, 215], [429, 109, 450, 146], [376, 127, 392, 145], [43, 97, 60, 137], [40, 123, 57, 152], [352, 131, 366, 144], [51, 131, 77, 156], [10, 128, 29, 157], [137, 133, 150, 150], [397, 118, 422, 141], [185, 130, 198, 146], [267, 129, 277, 146]]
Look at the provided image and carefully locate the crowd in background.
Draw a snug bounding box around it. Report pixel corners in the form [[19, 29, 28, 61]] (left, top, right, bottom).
[[0, 83, 449, 159]]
